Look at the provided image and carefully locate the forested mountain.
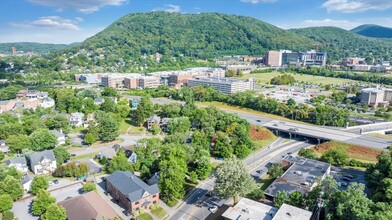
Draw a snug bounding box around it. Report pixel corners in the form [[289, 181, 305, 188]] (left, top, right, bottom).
[[0, 42, 70, 55], [290, 26, 392, 63], [351, 24, 392, 38]]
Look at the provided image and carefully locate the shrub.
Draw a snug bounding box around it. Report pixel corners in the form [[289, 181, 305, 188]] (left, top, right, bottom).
[[3, 210, 14, 220], [82, 182, 96, 192]]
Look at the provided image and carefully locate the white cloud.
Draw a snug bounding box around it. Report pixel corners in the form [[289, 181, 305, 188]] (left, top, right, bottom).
[[0, 27, 105, 44], [278, 17, 392, 30], [9, 16, 83, 31], [240, 0, 277, 3], [301, 19, 360, 29], [28, 0, 127, 13], [322, 0, 392, 13], [152, 4, 181, 13]]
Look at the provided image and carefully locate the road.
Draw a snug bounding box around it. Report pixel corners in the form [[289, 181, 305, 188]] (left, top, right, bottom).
[[148, 97, 391, 150], [169, 138, 312, 220]]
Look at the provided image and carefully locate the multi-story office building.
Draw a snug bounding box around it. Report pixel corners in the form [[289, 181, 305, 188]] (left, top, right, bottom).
[[138, 76, 160, 89], [101, 74, 141, 88], [123, 77, 138, 89], [187, 77, 254, 94], [282, 51, 299, 66], [264, 50, 282, 67], [300, 50, 327, 67], [361, 87, 392, 107]]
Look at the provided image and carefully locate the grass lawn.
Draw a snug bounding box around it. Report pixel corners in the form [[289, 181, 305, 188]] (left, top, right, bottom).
[[70, 126, 88, 134], [71, 152, 97, 161], [197, 101, 307, 124], [120, 119, 146, 135], [136, 213, 153, 220], [311, 141, 382, 163], [259, 175, 275, 190], [241, 71, 358, 85], [250, 125, 278, 150], [166, 198, 178, 208], [150, 206, 167, 219]]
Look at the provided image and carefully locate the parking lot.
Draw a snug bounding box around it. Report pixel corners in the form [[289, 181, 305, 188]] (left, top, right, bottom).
[[331, 166, 368, 193], [13, 181, 83, 220]]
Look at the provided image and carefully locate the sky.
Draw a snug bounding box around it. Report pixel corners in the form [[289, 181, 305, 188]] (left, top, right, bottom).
[[0, 0, 392, 44]]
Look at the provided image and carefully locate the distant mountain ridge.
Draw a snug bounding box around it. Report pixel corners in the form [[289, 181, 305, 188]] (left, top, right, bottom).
[[0, 42, 71, 55], [290, 26, 392, 62], [351, 24, 392, 38]]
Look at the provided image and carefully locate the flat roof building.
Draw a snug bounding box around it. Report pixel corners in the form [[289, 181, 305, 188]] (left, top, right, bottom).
[[187, 77, 254, 94], [361, 87, 392, 107], [264, 155, 330, 199], [272, 203, 312, 220], [265, 51, 282, 67], [222, 198, 277, 220]]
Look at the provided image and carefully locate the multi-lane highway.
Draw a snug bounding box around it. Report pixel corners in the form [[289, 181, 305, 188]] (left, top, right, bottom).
[[169, 138, 312, 220]]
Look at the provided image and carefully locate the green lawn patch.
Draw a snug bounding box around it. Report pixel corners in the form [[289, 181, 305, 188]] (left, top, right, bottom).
[[150, 206, 167, 219], [241, 71, 357, 85], [259, 175, 275, 191], [136, 213, 153, 220], [71, 152, 97, 161], [166, 198, 178, 208]]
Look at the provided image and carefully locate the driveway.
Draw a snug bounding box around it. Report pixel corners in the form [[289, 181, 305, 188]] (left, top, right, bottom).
[[13, 182, 83, 220]]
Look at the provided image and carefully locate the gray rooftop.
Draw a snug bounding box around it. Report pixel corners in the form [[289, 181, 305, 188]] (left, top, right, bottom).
[[6, 157, 27, 166], [21, 174, 33, 184], [272, 203, 312, 220], [29, 150, 56, 167], [106, 171, 159, 202], [50, 129, 64, 138], [222, 198, 278, 220]]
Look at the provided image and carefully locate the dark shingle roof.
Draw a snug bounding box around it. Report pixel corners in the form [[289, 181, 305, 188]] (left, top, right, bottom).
[[21, 174, 33, 184], [106, 171, 159, 202], [29, 150, 56, 167], [6, 157, 27, 166]]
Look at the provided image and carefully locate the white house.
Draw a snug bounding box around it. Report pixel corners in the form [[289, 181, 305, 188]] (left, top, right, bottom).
[[5, 157, 28, 173], [40, 97, 55, 108], [50, 129, 66, 145], [69, 112, 84, 127], [29, 150, 57, 175], [125, 150, 138, 164], [21, 174, 33, 192]]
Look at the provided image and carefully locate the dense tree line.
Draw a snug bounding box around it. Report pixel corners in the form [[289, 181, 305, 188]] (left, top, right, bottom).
[[270, 74, 295, 85]]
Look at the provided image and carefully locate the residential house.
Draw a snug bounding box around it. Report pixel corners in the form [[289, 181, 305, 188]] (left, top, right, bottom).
[[125, 150, 138, 164], [85, 159, 103, 174], [16, 90, 28, 98], [21, 174, 33, 192], [5, 157, 28, 173], [83, 113, 96, 128], [147, 115, 161, 130], [50, 129, 66, 145], [59, 191, 119, 220], [69, 112, 84, 127], [29, 150, 57, 175], [106, 171, 160, 213], [97, 148, 117, 161], [147, 172, 159, 186], [40, 97, 55, 108], [0, 140, 10, 154], [0, 100, 16, 113], [94, 97, 105, 105]]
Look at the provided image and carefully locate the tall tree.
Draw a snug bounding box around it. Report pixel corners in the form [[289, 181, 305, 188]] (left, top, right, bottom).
[[95, 111, 119, 141], [0, 194, 13, 212], [32, 190, 56, 216], [30, 129, 57, 151], [30, 176, 49, 195], [0, 175, 24, 201], [6, 134, 31, 153], [42, 204, 66, 220], [366, 149, 392, 203], [275, 191, 288, 208], [107, 151, 134, 173], [214, 157, 256, 204]]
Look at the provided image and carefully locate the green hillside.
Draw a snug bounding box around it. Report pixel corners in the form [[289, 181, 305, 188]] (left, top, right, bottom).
[[351, 24, 392, 38], [290, 26, 392, 63], [0, 42, 70, 55]]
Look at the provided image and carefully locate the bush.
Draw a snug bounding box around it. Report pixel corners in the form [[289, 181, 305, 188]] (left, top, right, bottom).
[[321, 147, 350, 166], [246, 188, 266, 201], [3, 210, 14, 220], [0, 152, 4, 161], [82, 182, 96, 192], [350, 159, 370, 168], [298, 148, 316, 159]]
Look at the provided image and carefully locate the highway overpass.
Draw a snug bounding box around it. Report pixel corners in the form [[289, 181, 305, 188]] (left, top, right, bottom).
[[344, 122, 392, 134]]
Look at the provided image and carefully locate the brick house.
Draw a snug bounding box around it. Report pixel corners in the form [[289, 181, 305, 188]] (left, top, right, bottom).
[[106, 171, 159, 213]]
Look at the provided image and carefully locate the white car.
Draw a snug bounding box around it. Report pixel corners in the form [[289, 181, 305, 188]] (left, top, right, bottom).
[[209, 205, 218, 213]]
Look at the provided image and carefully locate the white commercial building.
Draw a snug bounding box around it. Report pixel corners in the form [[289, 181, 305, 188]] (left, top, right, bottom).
[[187, 77, 254, 94], [361, 87, 392, 107]]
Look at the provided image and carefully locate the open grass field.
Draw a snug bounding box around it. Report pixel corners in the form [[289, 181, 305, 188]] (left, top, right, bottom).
[[311, 141, 382, 163], [250, 126, 277, 150], [197, 101, 309, 124], [136, 213, 153, 220], [150, 206, 167, 218], [240, 72, 358, 85]]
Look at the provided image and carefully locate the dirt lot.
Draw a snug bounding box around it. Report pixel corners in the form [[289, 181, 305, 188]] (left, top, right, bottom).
[[249, 126, 274, 141], [312, 141, 382, 163]]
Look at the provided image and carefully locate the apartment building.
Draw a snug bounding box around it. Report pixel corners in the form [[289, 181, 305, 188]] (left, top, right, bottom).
[[138, 76, 160, 89], [300, 50, 327, 67], [187, 77, 254, 94], [101, 74, 141, 88], [361, 87, 392, 107], [265, 50, 282, 67]]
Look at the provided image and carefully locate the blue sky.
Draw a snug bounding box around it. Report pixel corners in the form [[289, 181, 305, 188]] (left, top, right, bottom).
[[1, 0, 391, 44]]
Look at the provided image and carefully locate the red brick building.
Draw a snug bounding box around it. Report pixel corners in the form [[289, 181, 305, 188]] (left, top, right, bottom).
[[106, 171, 160, 213]]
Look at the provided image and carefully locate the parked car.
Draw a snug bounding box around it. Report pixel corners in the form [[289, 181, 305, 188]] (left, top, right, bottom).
[[70, 153, 77, 157], [256, 119, 261, 122], [53, 179, 59, 184], [48, 181, 53, 186], [342, 174, 354, 179], [206, 191, 214, 197], [256, 169, 263, 174], [209, 205, 218, 213]]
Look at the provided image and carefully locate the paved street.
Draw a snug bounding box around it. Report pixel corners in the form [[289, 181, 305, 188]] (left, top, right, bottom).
[[169, 138, 312, 220]]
